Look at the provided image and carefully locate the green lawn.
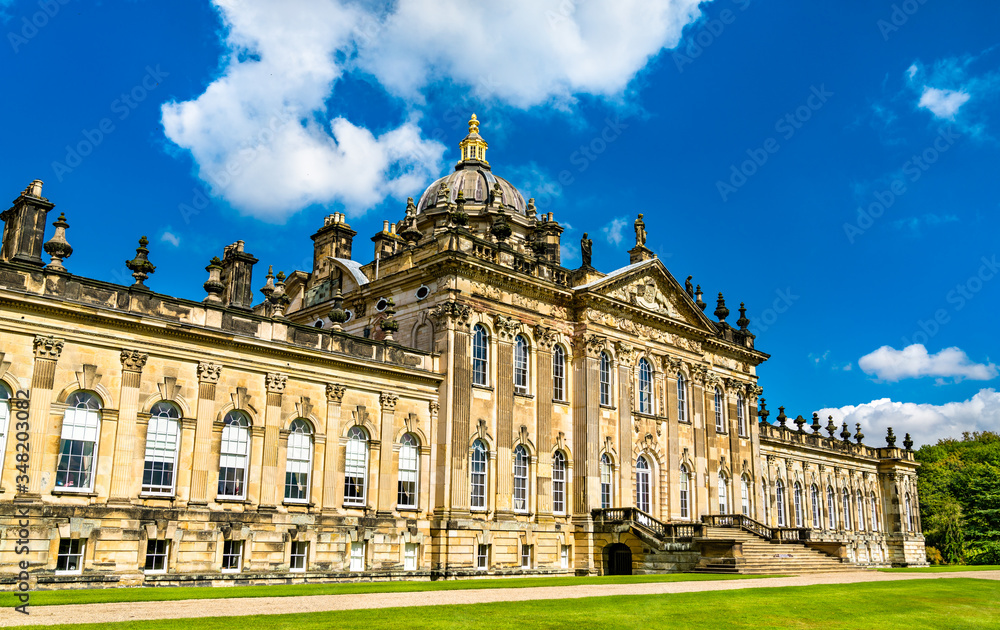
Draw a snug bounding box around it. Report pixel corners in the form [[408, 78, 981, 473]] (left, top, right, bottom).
[[4, 573, 773, 608], [12, 579, 1000, 630], [879, 565, 1000, 573]]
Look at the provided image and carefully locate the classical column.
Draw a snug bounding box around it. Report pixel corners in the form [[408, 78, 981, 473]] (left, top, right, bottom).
[[493, 314, 517, 517], [437, 302, 472, 515], [376, 391, 398, 514], [321, 383, 346, 511], [259, 373, 287, 509], [573, 335, 603, 514], [534, 326, 557, 518], [20, 335, 63, 500], [663, 356, 683, 518], [109, 349, 148, 504], [615, 342, 635, 509], [188, 362, 221, 506]]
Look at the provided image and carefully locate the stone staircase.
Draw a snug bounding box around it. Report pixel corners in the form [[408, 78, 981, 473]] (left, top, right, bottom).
[[692, 525, 859, 575]]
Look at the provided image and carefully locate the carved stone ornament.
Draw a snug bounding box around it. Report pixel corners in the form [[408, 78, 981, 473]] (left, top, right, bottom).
[[662, 355, 682, 373], [493, 314, 521, 341], [704, 372, 721, 387], [326, 383, 347, 404], [615, 341, 636, 366], [197, 362, 222, 384], [380, 391, 399, 411], [690, 365, 708, 384], [534, 324, 558, 351], [265, 373, 288, 394], [33, 335, 65, 360], [745, 383, 763, 401], [429, 400, 440, 416], [429, 301, 471, 325], [584, 334, 607, 358], [120, 349, 149, 373]]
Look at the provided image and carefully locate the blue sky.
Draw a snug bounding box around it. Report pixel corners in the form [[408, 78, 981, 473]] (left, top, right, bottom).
[[2, 0, 998, 445]]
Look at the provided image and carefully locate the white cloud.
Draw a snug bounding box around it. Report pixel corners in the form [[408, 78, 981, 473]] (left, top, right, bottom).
[[917, 86, 970, 120], [162, 0, 710, 222], [816, 389, 1000, 448], [858, 344, 998, 383], [602, 217, 627, 246], [160, 231, 181, 247]]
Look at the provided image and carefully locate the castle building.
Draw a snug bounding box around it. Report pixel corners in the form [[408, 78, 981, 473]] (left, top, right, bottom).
[[0, 117, 925, 588]]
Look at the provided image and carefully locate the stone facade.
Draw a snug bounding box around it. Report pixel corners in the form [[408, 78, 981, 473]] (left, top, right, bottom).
[[0, 120, 925, 589]]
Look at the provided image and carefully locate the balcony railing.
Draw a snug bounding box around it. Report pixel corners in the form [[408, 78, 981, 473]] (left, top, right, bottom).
[[592, 508, 703, 541], [701, 513, 810, 543]]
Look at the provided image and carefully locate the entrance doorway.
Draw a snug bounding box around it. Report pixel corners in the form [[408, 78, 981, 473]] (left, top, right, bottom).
[[605, 543, 633, 575]]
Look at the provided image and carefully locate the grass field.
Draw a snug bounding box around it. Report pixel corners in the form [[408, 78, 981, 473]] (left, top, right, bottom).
[[11, 578, 999, 630], [879, 565, 1000, 573], [2, 572, 773, 608]]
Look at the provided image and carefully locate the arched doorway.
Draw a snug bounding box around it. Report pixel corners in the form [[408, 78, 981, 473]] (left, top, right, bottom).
[[605, 543, 633, 575]]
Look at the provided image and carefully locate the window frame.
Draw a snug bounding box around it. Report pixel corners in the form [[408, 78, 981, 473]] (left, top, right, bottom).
[[600, 454, 614, 509], [857, 490, 867, 531], [761, 480, 770, 524], [680, 464, 690, 520], [290, 541, 309, 573], [221, 540, 243, 573], [217, 410, 250, 500], [142, 401, 182, 497], [552, 344, 567, 402], [599, 352, 613, 406], [476, 544, 489, 571], [552, 450, 567, 515], [560, 544, 570, 569], [736, 393, 746, 436], [793, 482, 804, 527], [397, 432, 419, 510], [513, 444, 529, 513], [740, 475, 750, 516], [55, 391, 102, 493], [637, 359, 653, 415], [676, 373, 688, 423], [635, 456, 651, 514], [842, 488, 852, 530], [776, 480, 786, 527], [56, 538, 85, 575], [284, 419, 313, 504], [470, 439, 488, 511], [811, 484, 821, 528], [514, 335, 529, 394], [870, 492, 879, 532], [520, 543, 532, 570], [714, 388, 724, 433], [0, 384, 10, 478], [718, 473, 729, 514], [143, 538, 169, 574], [350, 541, 365, 572], [472, 324, 489, 387], [344, 425, 369, 507], [827, 486, 837, 529], [404, 542, 418, 571]]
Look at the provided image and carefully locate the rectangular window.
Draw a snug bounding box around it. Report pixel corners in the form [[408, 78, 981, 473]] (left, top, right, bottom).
[[520, 544, 532, 569], [142, 417, 179, 496], [55, 408, 100, 491], [560, 545, 570, 569], [404, 543, 418, 571], [221, 540, 243, 573], [350, 541, 365, 572], [144, 539, 168, 573], [476, 544, 489, 571], [290, 541, 308, 572], [56, 538, 84, 574]]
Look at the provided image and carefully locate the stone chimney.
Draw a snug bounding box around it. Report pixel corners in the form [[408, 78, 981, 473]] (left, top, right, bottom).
[[1, 180, 55, 267], [310, 212, 356, 284], [219, 240, 258, 310], [535, 212, 563, 266], [371, 220, 402, 261]]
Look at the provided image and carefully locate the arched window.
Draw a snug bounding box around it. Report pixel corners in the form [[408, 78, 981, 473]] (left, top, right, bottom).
[[775, 480, 786, 527], [714, 388, 724, 433], [842, 488, 852, 530], [600, 454, 614, 509], [513, 445, 529, 513], [552, 450, 567, 514], [472, 325, 489, 386], [599, 352, 612, 406], [142, 401, 181, 496], [677, 373, 688, 423], [638, 359, 653, 414], [679, 464, 690, 519], [793, 482, 803, 527], [344, 426, 369, 506], [736, 394, 746, 436], [827, 486, 837, 529], [718, 473, 729, 514], [856, 490, 866, 531], [218, 410, 250, 499], [552, 345, 566, 401], [904, 493, 914, 532], [741, 475, 751, 516], [470, 439, 487, 510], [514, 335, 529, 394], [869, 492, 879, 532], [397, 433, 419, 509], [761, 480, 770, 524], [0, 384, 11, 475], [636, 456, 651, 513], [810, 484, 821, 528], [284, 419, 313, 503], [55, 391, 102, 492]]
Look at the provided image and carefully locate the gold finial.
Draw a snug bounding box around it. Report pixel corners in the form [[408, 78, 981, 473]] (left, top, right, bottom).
[[458, 113, 488, 166], [468, 113, 479, 134]]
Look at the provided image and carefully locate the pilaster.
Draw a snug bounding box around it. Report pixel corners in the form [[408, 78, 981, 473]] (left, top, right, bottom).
[[615, 341, 634, 510], [321, 383, 346, 511], [376, 391, 398, 514], [188, 362, 221, 506], [259, 372, 287, 509], [108, 349, 148, 504], [494, 314, 517, 517], [21, 335, 63, 500]]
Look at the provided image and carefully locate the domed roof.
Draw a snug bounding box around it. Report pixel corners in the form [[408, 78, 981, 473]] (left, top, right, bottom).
[[416, 163, 528, 214]]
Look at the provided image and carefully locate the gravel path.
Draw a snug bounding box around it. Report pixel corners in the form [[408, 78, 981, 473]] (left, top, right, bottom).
[[6, 570, 1000, 627]]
